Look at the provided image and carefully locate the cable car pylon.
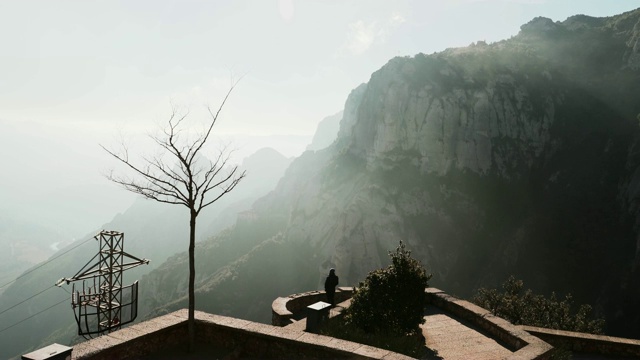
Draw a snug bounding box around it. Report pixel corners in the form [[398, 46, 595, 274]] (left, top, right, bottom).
[[56, 230, 149, 339]]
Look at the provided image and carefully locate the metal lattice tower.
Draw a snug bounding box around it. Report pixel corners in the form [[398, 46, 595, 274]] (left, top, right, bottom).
[[57, 230, 149, 339]]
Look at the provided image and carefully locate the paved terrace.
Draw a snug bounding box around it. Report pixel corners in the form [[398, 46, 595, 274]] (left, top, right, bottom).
[[422, 306, 513, 360], [281, 299, 515, 359], [272, 287, 552, 359], [421, 288, 554, 359], [273, 288, 640, 359]]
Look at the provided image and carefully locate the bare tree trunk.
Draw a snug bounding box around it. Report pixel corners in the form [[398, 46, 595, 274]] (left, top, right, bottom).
[[188, 210, 196, 352], [102, 85, 245, 354]]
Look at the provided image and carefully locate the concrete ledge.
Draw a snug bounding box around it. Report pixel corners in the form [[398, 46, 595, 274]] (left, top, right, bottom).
[[521, 325, 640, 358], [196, 309, 413, 359], [425, 288, 553, 360], [72, 312, 188, 359], [72, 308, 412, 360]]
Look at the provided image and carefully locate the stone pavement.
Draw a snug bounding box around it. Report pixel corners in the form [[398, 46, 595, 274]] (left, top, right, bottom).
[[421, 306, 514, 360], [288, 298, 515, 359]]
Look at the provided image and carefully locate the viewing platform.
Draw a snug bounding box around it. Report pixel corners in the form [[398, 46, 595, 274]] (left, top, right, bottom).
[[273, 287, 640, 359], [29, 287, 640, 359]]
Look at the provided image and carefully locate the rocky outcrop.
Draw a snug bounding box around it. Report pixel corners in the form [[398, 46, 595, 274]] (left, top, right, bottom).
[[625, 15, 640, 69], [346, 56, 554, 176], [337, 83, 368, 141], [520, 16, 560, 34], [306, 111, 343, 151]]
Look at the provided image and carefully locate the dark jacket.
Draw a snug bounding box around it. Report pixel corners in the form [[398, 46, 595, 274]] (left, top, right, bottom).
[[324, 272, 338, 293]]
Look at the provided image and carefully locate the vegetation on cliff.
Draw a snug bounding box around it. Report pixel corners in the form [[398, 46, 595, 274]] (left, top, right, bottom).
[[472, 276, 605, 334]]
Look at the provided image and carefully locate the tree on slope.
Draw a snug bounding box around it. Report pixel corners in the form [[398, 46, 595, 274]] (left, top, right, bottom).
[[102, 84, 245, 351]]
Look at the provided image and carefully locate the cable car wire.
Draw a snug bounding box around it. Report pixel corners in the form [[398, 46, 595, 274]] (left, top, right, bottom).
[[0, 236, 94, 290], [0, 295, 69, 334], [0, 285, 56, 317]]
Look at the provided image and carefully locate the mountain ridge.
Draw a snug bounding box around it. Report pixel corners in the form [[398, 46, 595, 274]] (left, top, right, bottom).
[[140, 7, 640, 338]]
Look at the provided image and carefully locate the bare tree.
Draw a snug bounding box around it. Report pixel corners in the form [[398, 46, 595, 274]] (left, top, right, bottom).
[[101, 85, 245, 351]]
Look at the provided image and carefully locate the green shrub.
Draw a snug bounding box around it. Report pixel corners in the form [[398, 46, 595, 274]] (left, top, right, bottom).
[[345, 241, 432, 336], [472, 276, 605, 334]]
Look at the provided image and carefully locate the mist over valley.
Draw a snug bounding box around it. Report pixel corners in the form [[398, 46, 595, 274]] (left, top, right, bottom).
[[2, 1, 640, 358]]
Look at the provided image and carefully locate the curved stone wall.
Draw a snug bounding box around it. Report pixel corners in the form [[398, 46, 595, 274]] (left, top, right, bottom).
[[272, 287, 353, 326]]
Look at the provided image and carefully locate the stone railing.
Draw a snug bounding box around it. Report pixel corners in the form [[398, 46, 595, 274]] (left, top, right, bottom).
[[425, 288, 553, 360], [426, 288, 640, 359], [521, 325, 640, 358], [71, 308, 411, 359], [272, 286, 353, 326]]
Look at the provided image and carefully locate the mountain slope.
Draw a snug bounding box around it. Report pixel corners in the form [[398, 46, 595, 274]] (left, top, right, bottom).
[[0, 147, 291, 359], [141, 8, 640, 338]]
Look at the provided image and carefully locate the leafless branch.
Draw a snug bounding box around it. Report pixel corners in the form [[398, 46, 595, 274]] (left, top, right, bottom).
[[101, 82, 244, 353], [198, 168, 246, 212], [101, 144, 190, 205], [192, 77, 242, 162]]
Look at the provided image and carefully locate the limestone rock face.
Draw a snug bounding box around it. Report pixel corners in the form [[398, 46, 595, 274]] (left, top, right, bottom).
[[307, 111, 343, 151], [270, 7, 640, 335], [139, 7, 640, 340], [337, 83, 368, 141], [626, 17, 640, 69], [347, 58, 554, 177]]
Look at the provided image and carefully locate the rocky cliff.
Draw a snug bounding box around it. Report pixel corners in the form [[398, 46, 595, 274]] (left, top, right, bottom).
[[143, 8, 640, 338], [306, 111, 343, 151]]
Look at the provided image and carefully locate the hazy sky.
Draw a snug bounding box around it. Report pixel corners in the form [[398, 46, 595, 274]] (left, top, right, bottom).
[[2, 0, 640, 237]]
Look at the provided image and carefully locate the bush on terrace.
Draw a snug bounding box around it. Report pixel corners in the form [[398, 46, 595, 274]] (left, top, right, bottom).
[[345, 241, 432, 336]]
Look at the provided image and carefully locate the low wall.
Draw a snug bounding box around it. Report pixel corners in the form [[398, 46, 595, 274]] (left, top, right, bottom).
[[424, 288, 553, 360], [71, 311, 189, 359], [522, 325, 640, 358], [71, 308, 409, 360], [272, 286, 353, 326]]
